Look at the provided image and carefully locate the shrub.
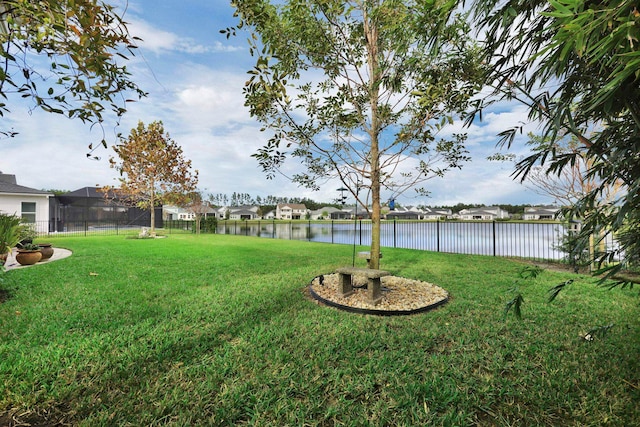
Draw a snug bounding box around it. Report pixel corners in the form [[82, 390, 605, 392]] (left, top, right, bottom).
[[201, 216, 218, 233]]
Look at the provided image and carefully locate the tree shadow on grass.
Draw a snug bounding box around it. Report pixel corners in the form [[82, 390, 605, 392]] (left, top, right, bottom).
[[0, 289, 11, 303], [1, 281, 311, 425]]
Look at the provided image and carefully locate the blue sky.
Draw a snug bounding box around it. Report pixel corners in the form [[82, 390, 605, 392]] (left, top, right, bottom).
[[0, 0, 552, 207]]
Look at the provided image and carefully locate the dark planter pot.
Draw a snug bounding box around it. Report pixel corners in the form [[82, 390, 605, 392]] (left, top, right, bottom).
[[16, 250, 42, 266], [37, 243, 54, 261]]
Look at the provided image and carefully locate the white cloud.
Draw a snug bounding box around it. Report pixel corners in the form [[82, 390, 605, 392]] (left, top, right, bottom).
[[128, 19, 241, 55], [0, 1, 554, 208]]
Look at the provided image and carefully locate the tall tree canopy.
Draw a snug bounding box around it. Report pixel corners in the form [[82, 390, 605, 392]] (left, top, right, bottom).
[[0, 0, 145, 148], [228, 0, 484, 268], [472, 0, 640, 279], [109, 121, 199, 235]]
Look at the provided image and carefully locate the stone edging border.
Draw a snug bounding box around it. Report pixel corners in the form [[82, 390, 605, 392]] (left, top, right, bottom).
[[308, 279, 449, 316]]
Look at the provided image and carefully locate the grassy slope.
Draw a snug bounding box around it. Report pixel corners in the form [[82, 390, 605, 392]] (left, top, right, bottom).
[[0, 234, 638, 426]]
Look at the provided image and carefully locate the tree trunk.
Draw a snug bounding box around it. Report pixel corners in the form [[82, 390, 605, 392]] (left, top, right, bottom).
[[365, 7, 381, 270], [149, 188, 156, 235], [370, 159, 382, 269]]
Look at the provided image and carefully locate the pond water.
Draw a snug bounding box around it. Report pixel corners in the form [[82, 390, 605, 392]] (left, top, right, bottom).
[[217, 220, 572, 260]]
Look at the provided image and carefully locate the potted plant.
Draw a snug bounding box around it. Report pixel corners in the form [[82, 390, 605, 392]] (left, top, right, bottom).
[[36, 242, 54, 261], [17, 223, 37, 246], [0, 214, 22, 266], [15, 242, 42, 266]]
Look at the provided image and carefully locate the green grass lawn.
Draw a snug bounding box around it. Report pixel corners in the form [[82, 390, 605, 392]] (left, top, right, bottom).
[[0, 234, 638, 426]]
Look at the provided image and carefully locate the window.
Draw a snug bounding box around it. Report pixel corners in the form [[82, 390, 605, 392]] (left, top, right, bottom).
[[21, 202, 36, 223]]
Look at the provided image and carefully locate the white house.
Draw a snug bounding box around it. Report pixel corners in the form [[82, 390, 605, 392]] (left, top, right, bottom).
[[228, 207, 260, 220], [0, 173, 52, 232], [215, 205, 261, 220], [522, 206, 560, 220], [309, 206, 341, 220], [458, 206, 510, 220], [276, 203, 308, 220], [422, 208, 452, 220], [386, 206, 423, 220], [163, 205, 217, 221]]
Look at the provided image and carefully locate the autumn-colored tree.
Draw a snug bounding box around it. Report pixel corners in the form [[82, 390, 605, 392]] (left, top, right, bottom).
[[0, 0, 145, 145], [109, 121, 198, 235]]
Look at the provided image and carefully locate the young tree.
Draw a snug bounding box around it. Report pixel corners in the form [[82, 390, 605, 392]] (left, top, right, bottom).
[[181, 191, 212, 235], [227, 0, 484, 268], [109, 121, 199, 235], [0, 0, 145, 146], [472, 0, 640, 280]]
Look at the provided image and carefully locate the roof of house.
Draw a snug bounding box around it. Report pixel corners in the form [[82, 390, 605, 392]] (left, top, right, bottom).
[[277, 203, 307, 210], [230, 205, 259, 212], [230, 209, 258, 216], [459, 208, 504, 216], [525, 205, 559, 212], [60, 186, 105, 199], [311, 206, 341, 213], [0, 173, 51, 196], [524, 207, 560, 215]]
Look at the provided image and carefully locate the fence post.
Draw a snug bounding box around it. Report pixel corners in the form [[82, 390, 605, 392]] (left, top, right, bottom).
[[359, 220, 362, 245], [308, 220, 311, 241], [331, 220, 334, 244], [393, 219, 397, 248], [437, 219, 440, 252], [493, 221, 497, 256], [84, 221, 88, 237]]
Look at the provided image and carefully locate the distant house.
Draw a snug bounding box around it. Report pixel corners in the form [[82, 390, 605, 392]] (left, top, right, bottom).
[[215, 205, 261, 220], [387, 205, 451, 220], [276, 203, 308, 220], [310, 206, 341, 220], [163, 205, 216, 221], [215, 206, 228, 219], [458, 206, 510, 220], [343, 207, 370, 219], [422, 208, 452, 220], [330, 210, 352, 220], [229, 207, 260, 220], [522, 206, 560, 221], [0, 173, 52, 232], [386, 210, 420, 220], [386, 206, 418, 220]]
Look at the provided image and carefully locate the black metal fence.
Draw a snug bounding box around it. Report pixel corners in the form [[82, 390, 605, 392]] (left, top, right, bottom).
[[32, 218, 616, 262], [214, 219, 573, 260], [29, 220, 194, 237]]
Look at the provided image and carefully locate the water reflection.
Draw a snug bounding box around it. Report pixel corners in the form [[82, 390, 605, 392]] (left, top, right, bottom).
[[216, 220, 570, 260]]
